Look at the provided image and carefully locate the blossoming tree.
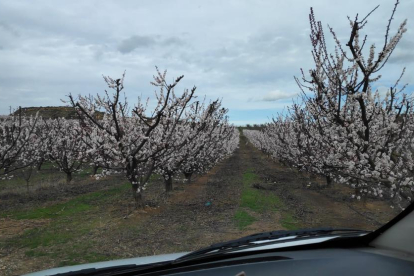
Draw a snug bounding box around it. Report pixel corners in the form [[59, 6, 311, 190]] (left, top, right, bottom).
[[245, 1, 413, 208], [0, 109, 41, 176], [42, 118, 88, 183], [155, 100, 239, 192], [69, 68, 198, 207]]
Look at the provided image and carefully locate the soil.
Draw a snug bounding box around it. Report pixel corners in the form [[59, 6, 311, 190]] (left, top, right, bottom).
[[0, 133, 399, 275]]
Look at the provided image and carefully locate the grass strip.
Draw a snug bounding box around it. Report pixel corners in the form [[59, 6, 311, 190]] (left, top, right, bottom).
[[234, 168, 301, 230]]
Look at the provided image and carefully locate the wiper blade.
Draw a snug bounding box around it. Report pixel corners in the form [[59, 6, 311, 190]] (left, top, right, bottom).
[[174, 227, 369, 263]]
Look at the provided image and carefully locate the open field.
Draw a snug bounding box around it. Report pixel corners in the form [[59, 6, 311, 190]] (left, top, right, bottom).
[[0, 133, 398, 275]]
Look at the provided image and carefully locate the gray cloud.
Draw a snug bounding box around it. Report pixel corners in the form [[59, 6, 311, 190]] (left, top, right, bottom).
[[389, 51, 414, 65], [0, 21, 20, 36], [263, 91, 298, 102], [0, 0, 412, 124], [249, 90, 298, 102], [118, 35, 156, 53], [118, 35, 186, 54], [388, 35, 414, 65], [162, 37, 185, 47]]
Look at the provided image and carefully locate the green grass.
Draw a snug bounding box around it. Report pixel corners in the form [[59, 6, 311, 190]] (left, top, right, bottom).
[[58, 251, 112, 267], [235, 168, 302, 231], [240, 170, 281, 213], [2, 183, 121, 267], [25, 241, 114, 265], [11, 202, 92, 220], [10, 216, 111, 265], [38, 162, 56, 170], [234, 210, 256, 230], [25, 216, 120, 266], [8, 208, 106, 249], [1, 181, 131, 262], [18, 227, 87, 249], [4, 216, 100, 263], [4, 182, 130, 220], [25, 249, 54, 257], [0, 175, 156, 269], [280, 213, 300, 230], [26, 241, 115, 267]]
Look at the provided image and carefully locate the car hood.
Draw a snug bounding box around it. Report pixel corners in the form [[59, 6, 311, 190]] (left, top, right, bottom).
[[23, 235, 340, 276], [23, 252, 188, 276]]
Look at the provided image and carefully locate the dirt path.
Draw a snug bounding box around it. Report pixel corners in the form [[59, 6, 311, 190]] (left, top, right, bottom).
[[0, 132, 398, 275]]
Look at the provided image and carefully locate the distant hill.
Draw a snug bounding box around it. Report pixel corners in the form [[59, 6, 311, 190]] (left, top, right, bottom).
[[12, 106, 104, 120]]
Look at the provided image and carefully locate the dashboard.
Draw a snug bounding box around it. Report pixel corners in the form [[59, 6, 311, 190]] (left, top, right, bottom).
[[152, 248, 414, 276]]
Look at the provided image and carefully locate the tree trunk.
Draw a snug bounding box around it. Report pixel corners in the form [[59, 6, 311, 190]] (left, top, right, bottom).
[[66, 172, 72, 184], [92, 165, 99, 175], [354, 180, 361, 201], [131, 183, 144, 208], [164, 174, 173, 193], [183, 172, 193, 183], [37, 159, 44, 171], [326, 175, 333, 187]]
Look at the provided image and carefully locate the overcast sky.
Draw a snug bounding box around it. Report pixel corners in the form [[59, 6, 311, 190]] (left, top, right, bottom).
[[0, 0, 413, 125]]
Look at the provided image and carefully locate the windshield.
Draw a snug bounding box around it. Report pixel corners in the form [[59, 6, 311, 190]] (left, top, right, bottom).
[[0, 0, 412, 275]]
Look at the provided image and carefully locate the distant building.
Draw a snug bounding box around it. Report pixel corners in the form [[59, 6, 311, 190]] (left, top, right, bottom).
[[11, 106, 104, 120]]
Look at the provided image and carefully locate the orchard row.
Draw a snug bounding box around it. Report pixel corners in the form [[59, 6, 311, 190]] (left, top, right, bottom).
[[244, 3, 413, 209], [0, 68, 239, 206]]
